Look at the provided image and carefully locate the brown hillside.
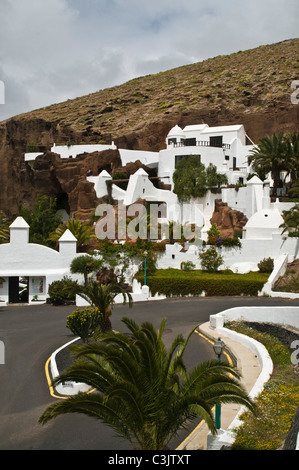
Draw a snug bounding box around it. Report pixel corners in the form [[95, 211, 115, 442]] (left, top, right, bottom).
[[0, 38, 298, 217]]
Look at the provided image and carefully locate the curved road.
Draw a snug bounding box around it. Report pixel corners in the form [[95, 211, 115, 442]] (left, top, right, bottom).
[[0, 296, 298, 450]]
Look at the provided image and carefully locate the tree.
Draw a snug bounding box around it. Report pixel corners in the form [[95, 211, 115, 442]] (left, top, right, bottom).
[[70, 255, 103, 287], [0, 211, 10, 243], [288, 179, 299, 199], [49, 218, 95, 251], [173, 156, 227, 203], [280, 204, 299, 237], [285, 133, 299, 182], [249, 132, 289, 196], [206, 163, 228, 188], [70, 280, 133, 332], [199, 246, 224, 273], [39, 317, 255, 450], [18, 194, 62, 246]]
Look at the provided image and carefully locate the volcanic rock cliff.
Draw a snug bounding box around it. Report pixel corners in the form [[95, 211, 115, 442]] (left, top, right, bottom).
[[0, 38, 298, 218]]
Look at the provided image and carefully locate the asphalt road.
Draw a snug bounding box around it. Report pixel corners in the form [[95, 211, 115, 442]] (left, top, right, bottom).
[[0, 296, 298, 450]]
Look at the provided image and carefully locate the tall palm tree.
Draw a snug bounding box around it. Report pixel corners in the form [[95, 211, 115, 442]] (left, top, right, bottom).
[[72, 280, 132, 332], [249, 132, 288, 196], [39, 317, 255, 450], [285, 133, 299, 182]]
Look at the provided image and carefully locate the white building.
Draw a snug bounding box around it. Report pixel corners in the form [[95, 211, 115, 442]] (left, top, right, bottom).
[[158, 123, 254, 188], [0, 217, 81, 305]]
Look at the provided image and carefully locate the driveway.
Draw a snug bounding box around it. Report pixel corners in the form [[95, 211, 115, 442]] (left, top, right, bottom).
[[0, 296, 298, 450]]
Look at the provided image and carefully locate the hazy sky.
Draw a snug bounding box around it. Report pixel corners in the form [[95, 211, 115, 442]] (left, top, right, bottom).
[[0, 0, 298, 120]]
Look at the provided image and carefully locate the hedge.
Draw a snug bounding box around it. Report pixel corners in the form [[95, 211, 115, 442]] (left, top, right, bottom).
[[135, 269, 269, 297]]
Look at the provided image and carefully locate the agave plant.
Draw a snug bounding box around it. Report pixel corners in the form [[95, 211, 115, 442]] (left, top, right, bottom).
[[39, 317, 255, 450]]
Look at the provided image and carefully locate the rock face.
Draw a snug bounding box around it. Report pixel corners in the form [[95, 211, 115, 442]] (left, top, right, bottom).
[[210, 199, 248, 238], [0, 38, 298, 217]]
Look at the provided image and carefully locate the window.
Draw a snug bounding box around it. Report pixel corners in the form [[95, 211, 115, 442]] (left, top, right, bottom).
[[210, 136, 223, 148], [185, 138, 196, 146], [175, 154, 201, 167], [225, 155, 230, 161]]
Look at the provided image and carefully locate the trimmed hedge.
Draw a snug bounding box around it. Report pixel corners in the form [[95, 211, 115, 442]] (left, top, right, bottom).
[[135, 269, 269, 297]]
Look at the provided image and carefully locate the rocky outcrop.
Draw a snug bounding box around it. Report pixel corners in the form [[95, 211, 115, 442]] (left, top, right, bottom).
[[210, 199, 248, 238]]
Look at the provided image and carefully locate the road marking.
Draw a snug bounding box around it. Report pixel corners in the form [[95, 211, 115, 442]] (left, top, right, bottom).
[[45, 357, 68, 399], [195, 329, 234, 366]]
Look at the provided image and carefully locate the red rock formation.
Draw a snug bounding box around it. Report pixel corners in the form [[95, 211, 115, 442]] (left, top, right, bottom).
[[210, 199, 248, 238]]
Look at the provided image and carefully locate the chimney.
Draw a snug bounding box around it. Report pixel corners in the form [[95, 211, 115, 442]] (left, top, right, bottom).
[[9, 217, 29, 245]]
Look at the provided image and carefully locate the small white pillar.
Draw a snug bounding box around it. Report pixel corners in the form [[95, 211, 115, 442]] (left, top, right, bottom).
[[9, 217, 29, 245], [58, 229, 77, 257]]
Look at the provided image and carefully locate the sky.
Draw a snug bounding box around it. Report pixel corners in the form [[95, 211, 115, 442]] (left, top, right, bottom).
[[0, 0, 298, 121]]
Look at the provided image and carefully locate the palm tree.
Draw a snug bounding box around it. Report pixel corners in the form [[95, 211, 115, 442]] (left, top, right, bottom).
[[280, 204, 299, 236], [0, 211, 9, 243], [49, 218, 95, 250], [285, 133, 299, 182], [249, 132, 288, 196], [39, 317, 255, 450], [72, 280, 133, 332]]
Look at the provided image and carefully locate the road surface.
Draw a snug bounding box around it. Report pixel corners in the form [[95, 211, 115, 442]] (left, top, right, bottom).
[[0, 296, 298, 450]]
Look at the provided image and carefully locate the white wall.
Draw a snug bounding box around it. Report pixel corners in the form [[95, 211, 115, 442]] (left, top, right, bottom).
[[118, 149, 159, 168], [51, 143, 117, 159]]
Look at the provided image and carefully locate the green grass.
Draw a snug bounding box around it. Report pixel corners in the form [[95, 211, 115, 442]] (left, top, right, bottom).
[[225, 321, 299, 450]]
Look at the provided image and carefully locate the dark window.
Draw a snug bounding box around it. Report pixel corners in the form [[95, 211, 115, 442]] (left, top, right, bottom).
[[210, 136, 223, 147], [185, 138, 196, 146], [168, 138, 177, 145], [225, 155, 230, 161], [233, 157, 237, 170], [175, 155, 201, 167]]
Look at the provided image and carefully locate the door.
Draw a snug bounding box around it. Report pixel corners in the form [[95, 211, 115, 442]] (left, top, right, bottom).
[[9, 277, 20, 303], [8, 277, 29, 303]]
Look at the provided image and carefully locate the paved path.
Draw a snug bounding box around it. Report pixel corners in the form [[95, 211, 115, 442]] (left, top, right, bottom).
[[0, 296, 298, 450]]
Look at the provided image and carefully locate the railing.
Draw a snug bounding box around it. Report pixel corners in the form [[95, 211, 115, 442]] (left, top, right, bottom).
[[173, 141, 231, 150]]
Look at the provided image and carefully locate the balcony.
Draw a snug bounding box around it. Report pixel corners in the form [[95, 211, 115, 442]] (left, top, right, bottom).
[[172, 140, 231, 150]]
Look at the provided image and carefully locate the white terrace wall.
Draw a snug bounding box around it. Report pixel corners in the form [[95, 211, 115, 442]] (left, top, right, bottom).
[[155, 235, 298, 274], [51, 143, 117, 158]]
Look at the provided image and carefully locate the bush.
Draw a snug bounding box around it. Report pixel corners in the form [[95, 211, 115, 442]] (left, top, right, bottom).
[[48, 276, 77, 305], [135, 269, 269, 297], [66, 307, 103, 343], [258, 257, 274, 273], [180, 260, 196, 271], [199, 246, 223, 272]]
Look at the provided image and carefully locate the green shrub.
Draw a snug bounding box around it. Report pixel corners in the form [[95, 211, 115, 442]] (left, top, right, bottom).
[[199, 246, 224, 272], [180, 260, 196, 271], [66, 307, 103, 343], [48, 276, 77, 305], [258, 257, 274, 273], [135, 269, 268, 297]]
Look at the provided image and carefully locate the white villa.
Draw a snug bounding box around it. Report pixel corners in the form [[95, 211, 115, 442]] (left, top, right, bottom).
[[8, 121, 296, 305]]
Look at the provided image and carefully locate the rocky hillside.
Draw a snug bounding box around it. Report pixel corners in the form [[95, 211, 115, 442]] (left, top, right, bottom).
[[0, 38, 298, 218]]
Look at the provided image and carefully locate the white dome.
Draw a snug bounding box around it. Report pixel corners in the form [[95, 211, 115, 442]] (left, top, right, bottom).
[[245, 208, 284, 229], [167, 125, 185, 137]]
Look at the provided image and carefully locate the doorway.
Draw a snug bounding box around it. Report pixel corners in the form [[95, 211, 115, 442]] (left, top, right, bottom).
[[9, 277, 29, 304]]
